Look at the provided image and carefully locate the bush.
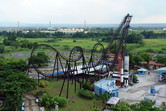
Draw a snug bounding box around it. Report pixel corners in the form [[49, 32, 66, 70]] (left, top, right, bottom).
[[145, 48, 154, 53], [52, 96, 68, 107], [39, 80, 48, 88], [133, 74, 138, 83], [82, 82, 91, 90], [89, 83, 94, 91], [39, 93, 68, 109], [39, 93, 52, 110], [78, 89, 95, 99], [35, 91, 47, 97]]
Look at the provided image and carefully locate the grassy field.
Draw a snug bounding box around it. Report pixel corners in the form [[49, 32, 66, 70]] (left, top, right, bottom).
[[0, 37, 109, 55], [1, 36, 166, 56], [23, 38, 108, 49], [18, 38, 166, 53], [127, 38, 166, 53], [33, 79, 103, 111]]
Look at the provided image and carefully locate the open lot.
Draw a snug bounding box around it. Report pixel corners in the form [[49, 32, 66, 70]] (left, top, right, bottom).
[[119, 71, 164, 105]]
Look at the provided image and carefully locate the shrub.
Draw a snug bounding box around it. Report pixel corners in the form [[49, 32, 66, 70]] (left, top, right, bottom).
[[39, 93, 68, 109], [39, 80, 48, 88], [39, 93, 52, 110], [34, 85, 39, 90], [52, 96, 68, 107], [78, 89, 95, 99], [145, 48, 154, 53], [35, 91, 47, 97], [89, 83, 94, 91], [82, 82, 91, 90], [133, 74, 138, 83]]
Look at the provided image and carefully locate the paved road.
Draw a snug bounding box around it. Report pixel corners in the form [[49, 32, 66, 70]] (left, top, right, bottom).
[[119, 71, 160, 104]]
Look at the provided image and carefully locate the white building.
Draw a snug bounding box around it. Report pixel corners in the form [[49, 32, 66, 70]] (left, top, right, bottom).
[[57, 28, 84, 34]]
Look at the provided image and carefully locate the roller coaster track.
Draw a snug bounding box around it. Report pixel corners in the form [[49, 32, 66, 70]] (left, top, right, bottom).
[[27, 14, 132, 98]]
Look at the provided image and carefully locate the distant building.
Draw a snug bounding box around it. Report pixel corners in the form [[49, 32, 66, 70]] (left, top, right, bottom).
[[57, 28, 84, 34], [22, 30, 55, 34], [40, 31, 55, 34], [22, 31, 30, 34]]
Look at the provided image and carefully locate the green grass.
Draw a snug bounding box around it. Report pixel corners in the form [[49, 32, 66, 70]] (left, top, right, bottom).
[[127, 38, 166, 53], [33, 79, 103, 111], [0, 37, 109, 56], [1, 36, 166, 56], [17, 37, 108, 49]]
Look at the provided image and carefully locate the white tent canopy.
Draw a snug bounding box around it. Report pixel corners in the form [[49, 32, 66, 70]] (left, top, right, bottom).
[[137, 68, 147, 72], [107, 97, 120, 105]]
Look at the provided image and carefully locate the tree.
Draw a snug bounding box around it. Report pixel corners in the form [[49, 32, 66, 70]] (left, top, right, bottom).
[[10, 41, 19, 49], [39, 93, 68, 111], [139, 52, 152, 65], [0, 71, 36, 111], [126, 32, 143, 44], [54, 32, 65, 38], [133, 55, 143, 65], [0, 57, 36, 111], [108, 101, 131, 111], [31, 52, 49, 66], [3, 36, 17, 46], [100, 92, 110, 104], [108, 100, 161, 111], [39, 93, 53, 111], [141, 30, 154, 38], [133, 74, 138, 83], [0, 45, 4, 53], [19, 40, 38, 49], [129, 53, 135, 66], [155, 55, 166, 65]]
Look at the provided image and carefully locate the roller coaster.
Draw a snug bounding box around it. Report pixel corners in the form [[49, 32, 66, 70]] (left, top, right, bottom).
[[27, 14, 132, 98]]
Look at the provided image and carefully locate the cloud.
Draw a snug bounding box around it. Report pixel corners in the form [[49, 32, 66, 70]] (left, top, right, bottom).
[[0, 0, 166, 24]]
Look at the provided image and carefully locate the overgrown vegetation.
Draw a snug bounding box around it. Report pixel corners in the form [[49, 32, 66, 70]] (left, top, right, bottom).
[[107, 100, 166, 111], [39, 93, 68, 111], [100, 93, 111, 104], [0, 56, 37, 111], [30, 52, 49, 66], [129, 52, 152, 68], [155, 55, 166, 65], [77, 89, 95, 99], [39, 80, 48, 88], [133, 74, 138, 83]]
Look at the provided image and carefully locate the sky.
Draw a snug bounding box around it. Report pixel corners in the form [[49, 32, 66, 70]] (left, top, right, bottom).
[[0, 0, 166, 24]]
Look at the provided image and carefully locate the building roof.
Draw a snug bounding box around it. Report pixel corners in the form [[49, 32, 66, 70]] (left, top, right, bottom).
[[107, 97, 120, 105], [137, 68, 147, 72], [57, 28, 84, 33], [94, 78, 119, 92], [149, 61, 164, 66], [154, 67, 166, 73]]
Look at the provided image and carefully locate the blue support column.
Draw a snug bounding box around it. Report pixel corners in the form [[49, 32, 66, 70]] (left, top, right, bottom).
[[160, 73, 162, 82]]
